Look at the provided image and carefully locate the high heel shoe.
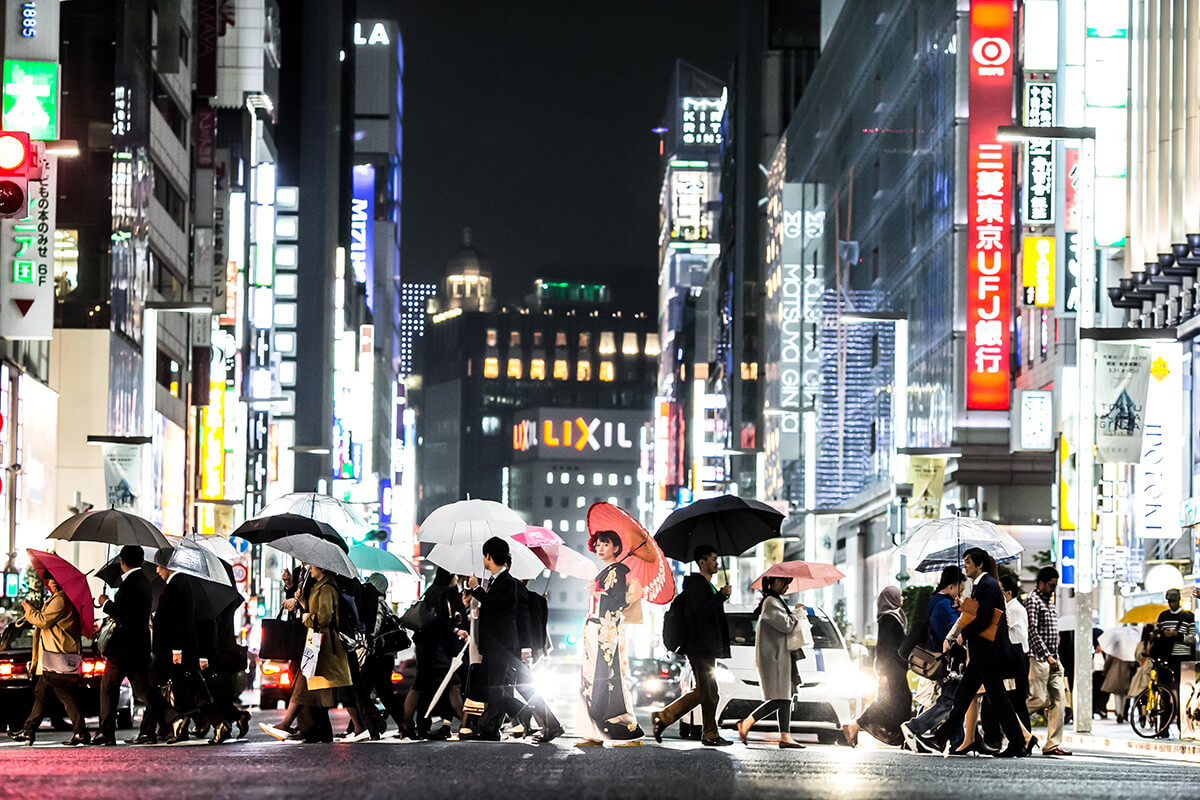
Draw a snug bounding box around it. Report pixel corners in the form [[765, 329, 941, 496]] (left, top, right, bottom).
[[1025, 735, 1039, 756], [951, 740, 997, 757]]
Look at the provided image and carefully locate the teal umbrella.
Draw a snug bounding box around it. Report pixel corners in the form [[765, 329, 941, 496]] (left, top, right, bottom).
[[348, 544, 416, 575]]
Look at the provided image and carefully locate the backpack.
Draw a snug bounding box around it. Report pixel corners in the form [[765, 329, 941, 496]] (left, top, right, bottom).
[[336, 590, 365, 635], [662, 591, 688, 653]]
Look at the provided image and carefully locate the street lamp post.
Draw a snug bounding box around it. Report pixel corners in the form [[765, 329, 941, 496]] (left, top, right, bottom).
[[998, 124, 1096, 733]]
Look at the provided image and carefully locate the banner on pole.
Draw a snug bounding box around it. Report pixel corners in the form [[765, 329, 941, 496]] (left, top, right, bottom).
[[101, 443, 142, 512], [1095, 343, 1151, 463], [908, 456, 946, 520]]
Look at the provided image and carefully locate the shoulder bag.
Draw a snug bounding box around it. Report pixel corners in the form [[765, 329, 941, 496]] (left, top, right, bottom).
[[906, 644, 947, 681], [41, 650, 83, 675], [94, 616, 118, 658]]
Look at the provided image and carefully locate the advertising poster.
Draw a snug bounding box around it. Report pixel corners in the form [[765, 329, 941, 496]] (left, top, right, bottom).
[[908, 456, 946, 519], [101, 442, 142, 512], [1095, 343, 1151, 463]]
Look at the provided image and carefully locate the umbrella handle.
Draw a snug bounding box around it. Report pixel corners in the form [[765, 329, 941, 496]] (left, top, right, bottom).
[[618, 539, 648, 563]]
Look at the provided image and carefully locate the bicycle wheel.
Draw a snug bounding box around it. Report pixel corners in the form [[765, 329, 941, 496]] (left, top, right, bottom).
[[1130, 687, 1176, 738]]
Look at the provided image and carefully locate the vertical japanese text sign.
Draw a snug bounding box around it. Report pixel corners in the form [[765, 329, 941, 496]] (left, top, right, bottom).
[[966, 0, 1014, 410]]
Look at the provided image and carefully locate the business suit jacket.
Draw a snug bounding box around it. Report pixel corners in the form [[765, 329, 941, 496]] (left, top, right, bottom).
[[469, 570, 519, 658], [961, 573, 1016, 658], [151, 573, 198, 681], [682, 574, 731, 660], [102, 569, 153, 670]]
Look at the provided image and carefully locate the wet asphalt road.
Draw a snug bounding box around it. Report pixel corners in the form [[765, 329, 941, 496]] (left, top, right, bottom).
[[1, 710, 1197, 800]]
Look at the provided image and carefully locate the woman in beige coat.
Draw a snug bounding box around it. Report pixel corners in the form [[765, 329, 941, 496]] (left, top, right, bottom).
[[735, 576, 804, 749], [282, 565, 351, 743], [9, 572, 89, 745]]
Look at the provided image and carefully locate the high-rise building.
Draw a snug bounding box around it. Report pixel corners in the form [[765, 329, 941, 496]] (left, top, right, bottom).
[[400, 282, 437, 379]]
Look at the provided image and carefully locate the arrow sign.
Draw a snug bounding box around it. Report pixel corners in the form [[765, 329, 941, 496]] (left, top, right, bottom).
[[12, 298, 31, 316]]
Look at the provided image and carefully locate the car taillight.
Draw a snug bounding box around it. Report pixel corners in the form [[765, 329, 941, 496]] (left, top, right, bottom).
[[81, 659, 104, 676], [280, 671, 291, 687], [262, 663, 281, 675], [0, 663, 13, 676], [391, 671, 404, 683], [660, 667, 670, 677]]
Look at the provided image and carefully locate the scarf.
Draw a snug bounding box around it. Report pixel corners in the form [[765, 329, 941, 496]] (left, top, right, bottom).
[[877, 585, 906, 630]]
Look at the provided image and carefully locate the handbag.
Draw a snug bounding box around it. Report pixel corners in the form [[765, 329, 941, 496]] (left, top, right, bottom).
[[787, 612, 811, 651], [300, 630, 323, 680], [260, 616, 306, 661], [400, 599, 433, 632], [370, 605, 412, 657], [95, 617, 118, 658], [958, 597, 1003, 642], [162, 666, 211, 715], [41, 650, 83, 674], [907, 644, 947, 681]]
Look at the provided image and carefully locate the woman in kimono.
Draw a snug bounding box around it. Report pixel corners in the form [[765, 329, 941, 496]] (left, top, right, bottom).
[[576, 529, 645, 745]]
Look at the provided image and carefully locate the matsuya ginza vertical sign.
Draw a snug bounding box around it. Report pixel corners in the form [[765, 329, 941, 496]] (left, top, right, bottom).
[[966, 0, 1014, 411]]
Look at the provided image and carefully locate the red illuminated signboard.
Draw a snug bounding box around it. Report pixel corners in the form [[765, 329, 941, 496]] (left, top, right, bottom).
[[966, 0, 1014, 411]]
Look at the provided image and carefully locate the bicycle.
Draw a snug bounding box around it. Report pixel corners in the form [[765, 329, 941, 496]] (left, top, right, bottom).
[[1130, 656, 1177, 739]]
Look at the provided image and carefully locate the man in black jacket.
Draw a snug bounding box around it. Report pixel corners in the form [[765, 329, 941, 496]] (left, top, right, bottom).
[[652, 545, 732, 746], [926, 547, 1030, 757], [94, 545, 163, 746], [149, 547, 200, 744], [463, 537, 520, 740], [499, 572, 562, 743]]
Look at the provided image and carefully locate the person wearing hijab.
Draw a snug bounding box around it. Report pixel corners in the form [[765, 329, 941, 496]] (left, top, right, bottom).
[[735, 576, 805, 749], [841, 586, 911, 747]]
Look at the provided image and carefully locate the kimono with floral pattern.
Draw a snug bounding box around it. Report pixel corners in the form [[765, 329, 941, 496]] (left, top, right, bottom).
[[576, 562, 643, 740]]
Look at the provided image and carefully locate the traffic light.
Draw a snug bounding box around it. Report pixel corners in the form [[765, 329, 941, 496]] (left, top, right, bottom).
[[0, 131, 31, 218]]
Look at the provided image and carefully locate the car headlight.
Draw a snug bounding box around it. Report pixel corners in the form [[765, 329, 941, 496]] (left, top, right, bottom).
[[642, 678, 663, 691], [715, 663, 736, 684], [827, 670, 878, 699]]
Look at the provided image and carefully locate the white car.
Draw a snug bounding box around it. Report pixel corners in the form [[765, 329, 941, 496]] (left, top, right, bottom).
[[676, 604, 873, 743]]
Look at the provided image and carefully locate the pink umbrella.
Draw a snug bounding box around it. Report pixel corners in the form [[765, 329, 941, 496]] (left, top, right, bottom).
[[512, 527, 599, 581], [750, 560, 844, 594], [26, 549, 96, 637]]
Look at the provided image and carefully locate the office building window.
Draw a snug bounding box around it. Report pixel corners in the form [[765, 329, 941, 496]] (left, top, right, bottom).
[[530, 358, 546, 380], [560, 472, 570, 484], [622, 332, 639, 356], [599, 361, 615, 382], [556, 332, 567, 347], [575, 519, 586, 533], [507, 358, 523, 379], [593, 473, 603, 485], [544, 519, 554, 529], [576, 496, 586, 508], [607, 496, 619, 505], [577, 361, 592, 381], [533, 331, 543, 346], [560, 496, 569, 508], [644, 333, 661, 356], [559, 520, 569, 532], [481, 416, 501, 436], [545, 472, 554, 485], [579, 332, 590, 348], [553, 360, 569, 380], [576, 473, 585, 485], [544, 497, 553, 508], [510, 331, 521, 346], [623, 475, 633, 486], [486, 328, 498, 347], [483, 357, 499, 379], [608, 473, 618, 486], [599, 332, 616, 355]]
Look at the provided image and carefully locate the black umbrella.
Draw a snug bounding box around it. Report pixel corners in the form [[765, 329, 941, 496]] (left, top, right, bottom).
[[96, 551, 158, 588], [190, 559, 244, 622], [653, 495, 785, 561], [231, 513, 349, 552], [49, 509, 171, 549]]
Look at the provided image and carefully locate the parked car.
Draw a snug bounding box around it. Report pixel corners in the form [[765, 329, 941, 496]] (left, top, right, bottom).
[[676, 604, 872, 743], [629, 657, 681, 706], [0, 622, 135, 732]]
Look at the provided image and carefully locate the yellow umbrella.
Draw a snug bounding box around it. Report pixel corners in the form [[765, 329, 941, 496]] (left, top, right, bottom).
[[1119, 603, 1169, 624]]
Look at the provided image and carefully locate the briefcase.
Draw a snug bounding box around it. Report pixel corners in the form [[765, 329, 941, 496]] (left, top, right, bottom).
[[907, 644, 947, 681]]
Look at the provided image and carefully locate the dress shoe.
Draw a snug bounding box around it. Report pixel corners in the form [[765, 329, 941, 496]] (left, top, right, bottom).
[[701, 736, 733, 747], [192, 721, 211, 739], [63, 733, 90, 747], [165, 719, 189, 744], [650, 712, 666, 744], [8, 730, 33, 745], [90, 732, 117, 747], [778, 740, 805, 749], [125, 734, 157, 745], [533, 725, 564, 744], [236, 711, 251, 740], [209, 722, 232, 745], [458, 730, 500, 741]]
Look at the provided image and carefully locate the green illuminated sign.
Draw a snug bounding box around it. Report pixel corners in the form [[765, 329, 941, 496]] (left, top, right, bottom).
[[2, 59, 57, 140]]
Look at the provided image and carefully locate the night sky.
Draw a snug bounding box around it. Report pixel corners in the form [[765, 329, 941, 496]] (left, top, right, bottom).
[[391, 0, 738, 307]]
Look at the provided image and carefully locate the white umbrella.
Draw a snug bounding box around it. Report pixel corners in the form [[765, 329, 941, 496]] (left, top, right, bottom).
[[426, 541, 545, 580], [165, 538, 233, 587], [898, 516, 1023, 566], [417, 499, 526, 546], [257, 492, 369, 538], [1099, 626, 1141, 662], [263, 533, 358, 578], [190, 534, 240, 562]]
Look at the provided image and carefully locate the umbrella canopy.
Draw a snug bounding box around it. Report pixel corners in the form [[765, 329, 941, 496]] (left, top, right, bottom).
[[257, 533, 358, 578], [653, 495, 784, 561], [48, 509, 170, 549], [750, 561, 845, 593], [1099, 626, 1142, 662], [898, 516, 1023, 568], [231, 513, 349, 552], [257, 493, 369, 538], [417, 499, 526, 546], [190, 534, 240, 562], [1120, 603, 1169, 624], [165, 538, 233, 587], [587, 502, 675, 605], [188, 558, 243, 621], [512, 529, 598, 581], [95, 546, 159, 589], [426, 540, 545, 580], [26, 549, 95, 637], [348, 544, 417, 575]]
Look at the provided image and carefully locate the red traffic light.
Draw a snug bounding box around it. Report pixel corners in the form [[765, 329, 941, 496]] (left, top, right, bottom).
[[0, 132, 29, 174]]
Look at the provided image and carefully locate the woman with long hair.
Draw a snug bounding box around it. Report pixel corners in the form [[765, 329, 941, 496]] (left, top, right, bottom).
[[576, 529, 645, 745], [401, 567, 465, 739], [736, 575, 805, 748], [289, 564, 353, 743], [841, 586, 911, 747]]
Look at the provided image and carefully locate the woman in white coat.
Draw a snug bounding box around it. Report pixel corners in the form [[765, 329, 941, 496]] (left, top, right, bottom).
[[735, 576, 805, 749]]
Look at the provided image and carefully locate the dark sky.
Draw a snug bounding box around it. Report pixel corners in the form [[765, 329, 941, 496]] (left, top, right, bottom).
[[390, 0, 738, 307]]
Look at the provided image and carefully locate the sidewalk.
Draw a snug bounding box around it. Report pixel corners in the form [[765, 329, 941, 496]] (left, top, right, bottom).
[[1060, 717, 1200, 762]]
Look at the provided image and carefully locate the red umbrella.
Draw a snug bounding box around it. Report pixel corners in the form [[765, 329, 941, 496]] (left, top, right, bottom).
[[26, 549, 96, 637], [513, 527, 599, 581], [586, 503, 675, 605], [750, 561, 844, 594]]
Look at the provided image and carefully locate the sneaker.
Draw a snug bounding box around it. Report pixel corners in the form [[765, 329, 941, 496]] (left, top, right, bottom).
[[900, 722, 924, 753], [259, 723, 291, 742]]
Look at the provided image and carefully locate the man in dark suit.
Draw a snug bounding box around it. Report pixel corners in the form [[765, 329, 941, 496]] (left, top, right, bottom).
[[653, 544, 732, 746], [462, 537, 520, 741], [149, 546, 200, 744], [499, 569, 563, 743], [94, 545, 163, 746]]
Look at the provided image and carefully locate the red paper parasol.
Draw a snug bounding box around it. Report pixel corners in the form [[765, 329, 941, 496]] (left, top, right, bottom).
[[513, 527, 600, 581], [749, 560, 844, 594], [26, 549, 96, 637], [586, 503, 675, 605]]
